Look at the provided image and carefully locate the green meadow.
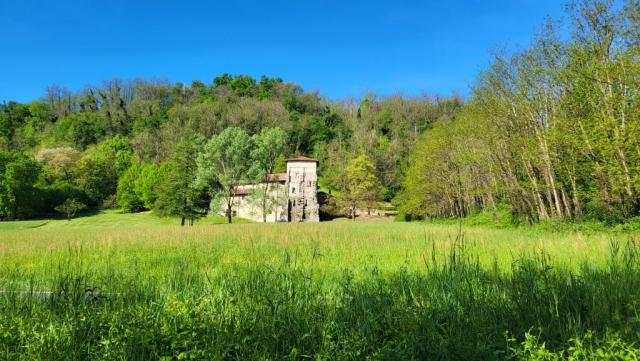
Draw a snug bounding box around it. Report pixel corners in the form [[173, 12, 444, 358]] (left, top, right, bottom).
[[1, 212, 639, 360]]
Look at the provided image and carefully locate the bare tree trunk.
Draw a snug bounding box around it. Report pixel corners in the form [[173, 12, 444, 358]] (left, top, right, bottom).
[[569, 174, 581, 218], [560, 187, 572, 219], [524, 159, 550, 220], [534, 128, 563, 218]]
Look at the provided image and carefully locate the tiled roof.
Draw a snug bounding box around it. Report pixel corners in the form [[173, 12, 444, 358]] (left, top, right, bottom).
[[267, 173, 287, 182], [286, 156, 318, 163], [231, 187, 252, 196]]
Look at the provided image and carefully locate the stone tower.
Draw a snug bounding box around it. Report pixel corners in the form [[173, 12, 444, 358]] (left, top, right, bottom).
[[286, 156, 319, 222]]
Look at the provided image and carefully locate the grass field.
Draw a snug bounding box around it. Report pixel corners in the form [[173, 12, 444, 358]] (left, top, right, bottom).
[[1, 211, 639, 359]]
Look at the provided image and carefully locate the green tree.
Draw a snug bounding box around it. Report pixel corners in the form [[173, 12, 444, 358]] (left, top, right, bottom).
[[117, 162, 144, 212], [230, 75, 257, 97], [36, 147, 81, 183], [77, 136, 133, 206], [54, 198, 87, 220], [55, 113, 108, 149], [0, 152, 42, 219], [339, 154, 382, 220], [136, 163, 161, 209], [117, 161, 162, 212], [196, 127, 251, 224], [154, 139, 205, 225], [249, 127, 287, 222], [0, 102, 30, 151]]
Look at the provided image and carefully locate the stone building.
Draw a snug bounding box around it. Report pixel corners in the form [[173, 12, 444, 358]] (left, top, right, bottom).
[[285, 156, 320, 222], [228, 156, 320, 222]]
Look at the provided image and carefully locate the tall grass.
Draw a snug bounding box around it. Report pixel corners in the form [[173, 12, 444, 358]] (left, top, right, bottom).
[[1, 222, 639, 359]]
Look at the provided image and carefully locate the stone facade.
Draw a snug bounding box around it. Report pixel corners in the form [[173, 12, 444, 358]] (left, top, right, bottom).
[[228, 157, 320, 223], [286, 157, 320, 222]]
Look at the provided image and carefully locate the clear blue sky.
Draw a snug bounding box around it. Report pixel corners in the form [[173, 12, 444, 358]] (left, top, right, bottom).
[[0, 0, 565, 103]]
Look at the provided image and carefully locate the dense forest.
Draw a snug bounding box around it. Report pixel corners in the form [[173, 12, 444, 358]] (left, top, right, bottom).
[[1, 0, 639, 225]]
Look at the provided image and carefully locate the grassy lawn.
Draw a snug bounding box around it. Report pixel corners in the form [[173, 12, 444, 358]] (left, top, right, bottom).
[[0, 209, 250, 231], [0, 211, 630, 287], [1, 212, 639, 359]]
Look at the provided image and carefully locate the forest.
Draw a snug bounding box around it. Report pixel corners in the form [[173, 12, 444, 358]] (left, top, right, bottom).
[[1, 0, 639, 225]]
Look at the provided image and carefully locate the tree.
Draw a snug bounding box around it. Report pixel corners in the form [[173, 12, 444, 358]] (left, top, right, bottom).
[[136, 163, 161, 209], [0, 102, 30, 151], [77, 136, 133, 206], [117, 162, 145, 212], [338, 154, 382, 220], [196, 127, 251, 224], [0, 152, 43, 220], [36, 147, 81, 182], [249, 127, 287, 222], [154, 139, 205, 226], [117, 161, 162, 212], [54, 199, 87, 220]]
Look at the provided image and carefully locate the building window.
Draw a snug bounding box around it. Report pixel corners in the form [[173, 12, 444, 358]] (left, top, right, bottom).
[[292, 187, 296, 194]]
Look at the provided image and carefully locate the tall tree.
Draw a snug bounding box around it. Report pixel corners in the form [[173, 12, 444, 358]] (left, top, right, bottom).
[[196, 127, 251, 224], [339, 154, 382, 220], [154, 139, 204, 225], [0, 152, 42, 220], [249, 127, 287, 222]]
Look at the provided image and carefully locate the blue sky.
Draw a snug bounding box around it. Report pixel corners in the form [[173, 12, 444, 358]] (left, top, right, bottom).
[[0, 0, 565, 102]]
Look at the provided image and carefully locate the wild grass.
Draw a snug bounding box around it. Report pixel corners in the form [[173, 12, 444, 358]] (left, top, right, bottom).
[[0, 212, 639, 359]]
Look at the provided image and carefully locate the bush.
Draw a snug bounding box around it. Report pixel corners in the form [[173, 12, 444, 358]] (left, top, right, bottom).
[[54, 199, 87, 220], [40, 181, 87, 214]]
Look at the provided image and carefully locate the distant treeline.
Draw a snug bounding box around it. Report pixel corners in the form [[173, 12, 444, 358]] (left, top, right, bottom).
[[1, 0, 639, 224]]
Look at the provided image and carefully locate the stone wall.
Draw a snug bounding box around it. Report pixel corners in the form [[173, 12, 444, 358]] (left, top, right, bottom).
[[229, 183, 288, 223], [287, 161, 320, 222]]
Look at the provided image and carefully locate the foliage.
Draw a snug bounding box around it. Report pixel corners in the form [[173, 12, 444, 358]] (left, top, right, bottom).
[[508, 332, 640, 360], [36, 147, 81, 182], [54, 198, 87, 220], [338, 154, 382, 219], [116, 162, 145, 212], [399, 0, 640, 223], [0, 152, 43, 219], [154, 139, 206, 225], [116, 161, 162, 213], [196, 127, 251, 223], [136, 163, 161, 209], [77, 136, 133, 206], [0, 71, 459, 221], [249, 127, 287, 222]]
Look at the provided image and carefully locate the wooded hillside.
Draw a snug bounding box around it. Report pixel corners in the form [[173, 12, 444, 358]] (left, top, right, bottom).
[[0, 73, 460, 221]]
